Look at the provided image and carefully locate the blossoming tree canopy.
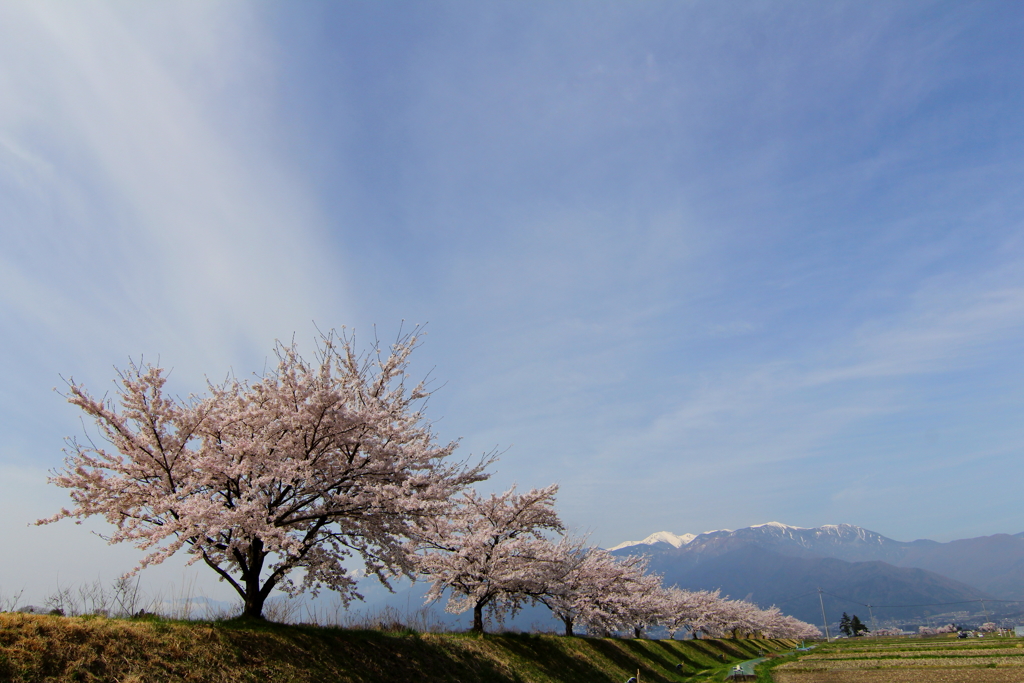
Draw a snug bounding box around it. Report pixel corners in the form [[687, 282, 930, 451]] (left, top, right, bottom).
[[413, 484, 564, 633], [538, 541, 660, 638], [39, 330, 492, 619]]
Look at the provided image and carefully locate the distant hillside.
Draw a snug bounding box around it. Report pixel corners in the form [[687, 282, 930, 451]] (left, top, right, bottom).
[[612, 522, 924, 564], [673, 523, 911, 564], [610, 522, 1018, 623], [0, 613, 797, 683], [648, 544, 993, 625], [895, 533, 1024, 601]]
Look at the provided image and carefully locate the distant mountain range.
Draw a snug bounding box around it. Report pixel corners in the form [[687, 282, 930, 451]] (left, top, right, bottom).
[[609, 522, 1024, 626]]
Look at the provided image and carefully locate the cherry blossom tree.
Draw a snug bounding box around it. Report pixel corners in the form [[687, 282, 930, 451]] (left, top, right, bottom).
[[750, 605, 790, 638], [662, 587, 724, 639], [735, 599, 774, 637], [544, 544, 804, 641], [535, 537, 650, 637], [545, 549, 665, 638], [412, 484, 563, 633], [39, 330, 491, 619], [616, 566, 668, 638], [779, 615, 822, 639], [661, 587, 820, 640], [531, 534, 591, 636]]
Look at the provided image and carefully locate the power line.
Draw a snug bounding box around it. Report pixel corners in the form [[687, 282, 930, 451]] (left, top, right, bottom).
[[817, 590, 1024, 610], [772, 590, 821, 606], [750, 588, 1024, 612]]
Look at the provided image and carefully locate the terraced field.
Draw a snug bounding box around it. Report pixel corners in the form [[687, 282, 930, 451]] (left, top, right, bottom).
[[772, 637, 1024, 683]]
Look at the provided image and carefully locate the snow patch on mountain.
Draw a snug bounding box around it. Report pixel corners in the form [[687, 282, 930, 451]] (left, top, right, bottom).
[[610, 522, 885, 553], [751, 522, 805, 530], [608, 531, 696, 551]]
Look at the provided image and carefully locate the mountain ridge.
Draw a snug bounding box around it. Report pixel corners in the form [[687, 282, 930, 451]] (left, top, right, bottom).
[[608, 522, 1024, 625]]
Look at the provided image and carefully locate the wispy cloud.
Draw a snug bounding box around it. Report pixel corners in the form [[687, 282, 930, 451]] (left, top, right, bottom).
[[0, 2, 351, 602], [4, 1, 1024, 602], [0, 2, 349, 385]]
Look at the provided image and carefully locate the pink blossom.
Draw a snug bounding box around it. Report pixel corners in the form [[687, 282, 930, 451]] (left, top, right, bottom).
[[412, 484, 563, 633], [40, 330, 491, 619]]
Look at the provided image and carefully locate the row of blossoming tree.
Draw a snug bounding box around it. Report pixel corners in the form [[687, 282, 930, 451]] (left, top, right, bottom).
[[40, 330, 819, 639], [413, 484, 820, 638]]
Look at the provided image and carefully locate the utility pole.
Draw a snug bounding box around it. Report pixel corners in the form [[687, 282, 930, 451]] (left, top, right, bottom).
[[867, 604, 877, 636], [818, 588, 831, 642]]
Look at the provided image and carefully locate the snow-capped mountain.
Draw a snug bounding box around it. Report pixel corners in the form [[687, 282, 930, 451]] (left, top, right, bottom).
[[610, 522, 910, 563], [608, 522, 1024, 624], [608, 531, 696, 551]]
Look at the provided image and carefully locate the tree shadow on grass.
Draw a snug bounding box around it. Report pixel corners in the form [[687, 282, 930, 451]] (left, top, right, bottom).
[[0, 616, 801, 683], [647, 639, 714, 676], [489, 633, 625, 683], [221, 627, 533, 683], [619, 638, 681, 672], [582, 637, 700, 683]]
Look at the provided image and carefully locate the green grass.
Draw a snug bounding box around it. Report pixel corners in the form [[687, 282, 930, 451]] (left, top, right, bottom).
[[0, 613, 797, 683], [754, 651, 803, 682]]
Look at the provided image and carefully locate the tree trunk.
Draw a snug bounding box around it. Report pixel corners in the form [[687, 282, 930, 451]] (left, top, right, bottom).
[[472, 603, 485, 634], [563, 616, 574, 637], [241, 539, 269, 619], [242, 590, 267, 619], [634, 625, 643, 639]]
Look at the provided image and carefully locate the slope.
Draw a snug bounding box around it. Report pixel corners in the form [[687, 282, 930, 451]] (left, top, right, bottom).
[[0, 612, 797, 683]]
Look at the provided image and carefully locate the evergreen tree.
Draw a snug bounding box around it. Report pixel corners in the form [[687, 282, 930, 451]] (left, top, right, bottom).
[[839, 612, 852, 637], [851, 614, 869, 636]]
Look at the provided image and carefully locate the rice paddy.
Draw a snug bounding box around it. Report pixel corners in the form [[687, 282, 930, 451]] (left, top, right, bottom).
[[772, 636, 1024, 683]]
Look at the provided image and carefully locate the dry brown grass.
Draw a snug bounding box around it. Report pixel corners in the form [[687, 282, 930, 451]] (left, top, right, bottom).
[[0, 613, 797, 683], [0, 612, 314, 682]]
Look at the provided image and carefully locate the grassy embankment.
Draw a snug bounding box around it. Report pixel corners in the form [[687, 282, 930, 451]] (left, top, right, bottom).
[[0, 612, 797, 683]]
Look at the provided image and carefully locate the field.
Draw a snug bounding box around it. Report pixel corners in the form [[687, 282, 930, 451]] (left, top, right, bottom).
[[0, 612, 796, 683], [771, 635, 1024, 683]]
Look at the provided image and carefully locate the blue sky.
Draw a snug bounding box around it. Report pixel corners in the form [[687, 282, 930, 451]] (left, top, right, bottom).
[[2, 1, 1024, 606]]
